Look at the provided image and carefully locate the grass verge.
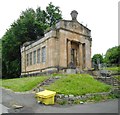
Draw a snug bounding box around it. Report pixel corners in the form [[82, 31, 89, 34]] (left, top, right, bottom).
[[44, 74, 111, 96], [105, 66, 120, 73], [0, 76, 48, 92]]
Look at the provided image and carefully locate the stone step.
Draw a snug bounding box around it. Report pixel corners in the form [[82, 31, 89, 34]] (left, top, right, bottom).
[[33, 77, 60, 92], [114, 84, 118, 86]]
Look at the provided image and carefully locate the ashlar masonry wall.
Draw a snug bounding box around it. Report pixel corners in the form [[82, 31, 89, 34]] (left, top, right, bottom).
[[21, 10, 92, 76], [21, 30, 59, 75]]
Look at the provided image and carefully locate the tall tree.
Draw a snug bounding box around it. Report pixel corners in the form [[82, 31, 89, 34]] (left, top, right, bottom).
[[92, 54, 103, 65], [2, 3, 62, 78], [92, 54, 104, 70], [46, 2, 62, 27], [104, 46, 120, 66]]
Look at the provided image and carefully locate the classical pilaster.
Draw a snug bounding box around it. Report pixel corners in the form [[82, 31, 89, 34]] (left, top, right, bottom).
[[67, 40, 71, 66], [21, 46, 26, 74], [79, 43, 83, 69]]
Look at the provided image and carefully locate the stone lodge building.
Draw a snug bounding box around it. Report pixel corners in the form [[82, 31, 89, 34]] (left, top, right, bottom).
[[21, 10, 92, 76]]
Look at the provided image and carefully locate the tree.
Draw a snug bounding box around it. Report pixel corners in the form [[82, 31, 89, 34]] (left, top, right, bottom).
[[104, 46, 120, 66], [46, 2, 62, 27], [92, 54, 104, 70], [92, 54, 103, 64], [2, 3, 62, 78]]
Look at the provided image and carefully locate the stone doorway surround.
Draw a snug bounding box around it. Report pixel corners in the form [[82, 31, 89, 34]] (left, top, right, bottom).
[[67, 39, 85, 70]]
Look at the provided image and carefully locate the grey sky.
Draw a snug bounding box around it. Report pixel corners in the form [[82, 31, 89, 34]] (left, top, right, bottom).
[[0, 0, 118, 56]]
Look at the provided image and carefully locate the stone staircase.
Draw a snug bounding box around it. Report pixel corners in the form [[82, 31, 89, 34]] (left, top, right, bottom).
[[32, 76, 60, 92], [96, 76, 120, 87], [111, 77, 120, 86], [96, 76, 120, 98], [85, 69, 119, 87]]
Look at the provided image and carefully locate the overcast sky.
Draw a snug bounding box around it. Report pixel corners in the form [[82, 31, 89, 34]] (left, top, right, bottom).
[[0, 0, 118, 56]]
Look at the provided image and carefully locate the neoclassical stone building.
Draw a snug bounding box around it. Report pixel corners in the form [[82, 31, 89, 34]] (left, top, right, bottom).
[[21, 10, 92, 76]]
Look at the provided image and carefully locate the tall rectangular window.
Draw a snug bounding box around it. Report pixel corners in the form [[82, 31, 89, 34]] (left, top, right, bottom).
[[26, 53, 29, 66], [37, 48, 40, 63], [30, 52, 32, 65], [33, 50, 36, 64], [42, 46, 46, 63]]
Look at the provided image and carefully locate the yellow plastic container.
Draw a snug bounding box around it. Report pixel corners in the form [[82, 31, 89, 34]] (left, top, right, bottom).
[[36, 90, 56, 105]]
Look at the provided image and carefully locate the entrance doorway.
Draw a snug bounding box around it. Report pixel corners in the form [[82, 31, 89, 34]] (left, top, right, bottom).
[[67, 41, 79, 68], [71, 48, 77, 67]]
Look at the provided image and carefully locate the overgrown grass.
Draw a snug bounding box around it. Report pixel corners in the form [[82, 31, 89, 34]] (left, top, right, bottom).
[[44, 74, 111, 96], [105, 66, 120, 73], [0, 76, 48, 92]]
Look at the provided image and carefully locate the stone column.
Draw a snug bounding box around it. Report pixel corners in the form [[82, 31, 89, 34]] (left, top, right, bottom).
[[79, 43, 83, 69], [67, 40, 71, 66], [21, 46, 26, 75], [24, 49, 26, 73]]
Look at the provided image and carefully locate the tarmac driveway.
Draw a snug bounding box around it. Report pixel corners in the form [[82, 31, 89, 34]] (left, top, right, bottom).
[[1, 87, 119, 113]]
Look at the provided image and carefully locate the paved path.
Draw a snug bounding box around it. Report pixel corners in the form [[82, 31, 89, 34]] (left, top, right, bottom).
[[1, 87, 119, 113]]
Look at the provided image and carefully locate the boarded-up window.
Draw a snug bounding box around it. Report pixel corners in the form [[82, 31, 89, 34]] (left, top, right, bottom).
[[37, 48, 40, 63], [33, 50, 36, 64], [42, 46, 46, 62]]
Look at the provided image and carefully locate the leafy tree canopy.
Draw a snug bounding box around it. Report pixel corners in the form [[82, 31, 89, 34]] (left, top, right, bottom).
[[104, 45, 120, 65], [2, 2, 62, 78], [92, 45, 120, 68], [92, 54, 103, 65]]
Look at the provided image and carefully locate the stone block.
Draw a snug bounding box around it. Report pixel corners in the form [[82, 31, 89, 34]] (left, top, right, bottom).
[[69, 94, 74, 98], [66, 69, 76, 74], [12, 104, 24, 109], [65, 95, 69, 98]]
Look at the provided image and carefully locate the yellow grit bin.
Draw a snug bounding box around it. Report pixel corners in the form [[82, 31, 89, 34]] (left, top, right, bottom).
[[36, 90, 56, 105]]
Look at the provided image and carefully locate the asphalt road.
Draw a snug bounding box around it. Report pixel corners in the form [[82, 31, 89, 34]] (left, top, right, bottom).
[[10, 99, 119, 113], [1, 87, 119, 113], [0, 104, 9, 114]]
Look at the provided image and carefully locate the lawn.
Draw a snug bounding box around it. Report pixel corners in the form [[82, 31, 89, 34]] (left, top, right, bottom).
[[44, 74, 111, 96], [0, 74, 112, 95], [105, 66, 120, 73], [0, 76, 48, 92]]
